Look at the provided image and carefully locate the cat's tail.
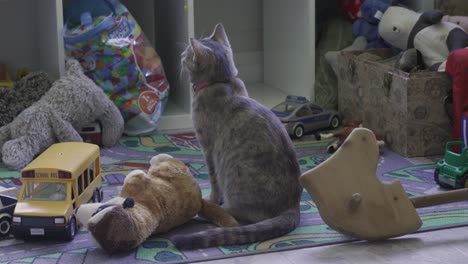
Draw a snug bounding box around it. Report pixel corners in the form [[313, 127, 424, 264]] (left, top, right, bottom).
[[171, 207, 300, 249]]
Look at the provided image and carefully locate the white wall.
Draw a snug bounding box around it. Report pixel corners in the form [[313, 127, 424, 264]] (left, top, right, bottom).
[[0, 0, 39, 77], [38, 0, 65, 79], [193, 0, 264, 84], [264, 0, 315, 100]]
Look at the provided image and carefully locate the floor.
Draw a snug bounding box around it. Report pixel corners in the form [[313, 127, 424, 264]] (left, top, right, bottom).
[[199, 226, 468, 264], [158, 131, 464, 264]]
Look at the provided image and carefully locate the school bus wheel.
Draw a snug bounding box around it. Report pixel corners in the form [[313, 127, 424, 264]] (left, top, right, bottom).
[[93, 188, 102, 203], [64, 216, 77, 241]]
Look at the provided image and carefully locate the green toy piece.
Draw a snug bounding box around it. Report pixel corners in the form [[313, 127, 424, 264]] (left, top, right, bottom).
[[434, 141, 468, 189]]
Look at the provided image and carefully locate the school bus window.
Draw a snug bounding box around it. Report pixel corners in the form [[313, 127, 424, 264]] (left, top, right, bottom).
[[84, 169, 89, 189], [87, 168, 91, 184], [95, 157, 100, 175], [71, 186, 76, 209], [88, 161, 94, 183], [89, 162, 94, 182], [78, 175, 83, 194], [22, 182, 67, 201]]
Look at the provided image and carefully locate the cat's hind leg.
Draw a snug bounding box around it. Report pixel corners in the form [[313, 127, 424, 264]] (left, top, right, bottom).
[[205, 152, 223, 204], [221, 199, 272, 224], [199, 199, 239, 227]]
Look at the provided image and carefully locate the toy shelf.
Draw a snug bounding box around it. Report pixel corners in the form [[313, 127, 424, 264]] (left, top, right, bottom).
[[142, 0, 316, 130], [0, 0, 433, 131], [125, 0, 432, 131], [0, 0, 64, 80]]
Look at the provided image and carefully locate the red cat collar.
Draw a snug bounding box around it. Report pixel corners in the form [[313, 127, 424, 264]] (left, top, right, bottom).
[[192, 81, 211, 93]]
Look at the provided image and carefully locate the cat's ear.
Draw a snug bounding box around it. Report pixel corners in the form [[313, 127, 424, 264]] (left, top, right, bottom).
[[210, 23, 231, 47], [190, 38, 209, 61]]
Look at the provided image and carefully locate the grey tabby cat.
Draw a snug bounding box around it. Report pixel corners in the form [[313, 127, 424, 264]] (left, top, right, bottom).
[[172, 23, 302, 249]]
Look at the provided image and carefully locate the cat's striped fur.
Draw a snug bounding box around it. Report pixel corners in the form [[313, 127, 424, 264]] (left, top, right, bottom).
[[172, 23, 302, 249]]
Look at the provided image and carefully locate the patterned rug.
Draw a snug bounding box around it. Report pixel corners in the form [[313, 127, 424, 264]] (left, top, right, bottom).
[[1, 133, 468, 264]]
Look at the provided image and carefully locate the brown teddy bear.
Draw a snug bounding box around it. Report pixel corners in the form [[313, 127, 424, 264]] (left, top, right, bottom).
[[76, 154, 238, 254]]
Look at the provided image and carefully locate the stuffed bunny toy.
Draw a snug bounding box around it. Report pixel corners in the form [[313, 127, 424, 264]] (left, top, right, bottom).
[[0, 59, 124, 170]]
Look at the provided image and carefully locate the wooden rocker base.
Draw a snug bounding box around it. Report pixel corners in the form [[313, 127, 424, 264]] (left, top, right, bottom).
[[300, 128, 468, 241]]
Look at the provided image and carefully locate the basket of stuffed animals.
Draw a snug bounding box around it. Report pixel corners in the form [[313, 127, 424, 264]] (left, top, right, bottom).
[[336, 48, 452, 157]]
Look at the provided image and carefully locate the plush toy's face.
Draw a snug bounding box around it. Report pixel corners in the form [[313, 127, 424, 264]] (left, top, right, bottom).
[[378, 6, 422, 50], [88, 198, 140, 254], [76, 196, 143, 254], [76, 192, 150, 254]]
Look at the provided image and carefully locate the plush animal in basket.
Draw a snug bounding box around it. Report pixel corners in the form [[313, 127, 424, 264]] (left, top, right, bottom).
[[378, 2, 468, 71], [0, 59, 124, 170], [76, 154, 238, 254], [0, 71, 52, 127], [378, 2, 468, 142]]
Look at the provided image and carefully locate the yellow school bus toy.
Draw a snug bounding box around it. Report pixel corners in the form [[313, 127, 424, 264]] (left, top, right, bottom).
[[11, 142, 103, 241]]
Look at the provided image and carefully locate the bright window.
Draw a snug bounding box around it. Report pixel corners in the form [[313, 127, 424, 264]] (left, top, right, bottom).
[[22, 182, 68, 201]]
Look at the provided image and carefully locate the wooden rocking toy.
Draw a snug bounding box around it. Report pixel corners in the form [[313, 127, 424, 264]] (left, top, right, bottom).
[[300, 128, 468, 240]]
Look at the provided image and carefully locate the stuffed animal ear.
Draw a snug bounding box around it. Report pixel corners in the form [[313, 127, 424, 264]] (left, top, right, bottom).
[[150, 154, 173, 166], [123, 197, 135, 209], [421, 10, 444, 24], [65, 58, 84, 73], [125, 169, 146, 179], [123, 169, 148, 186]]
